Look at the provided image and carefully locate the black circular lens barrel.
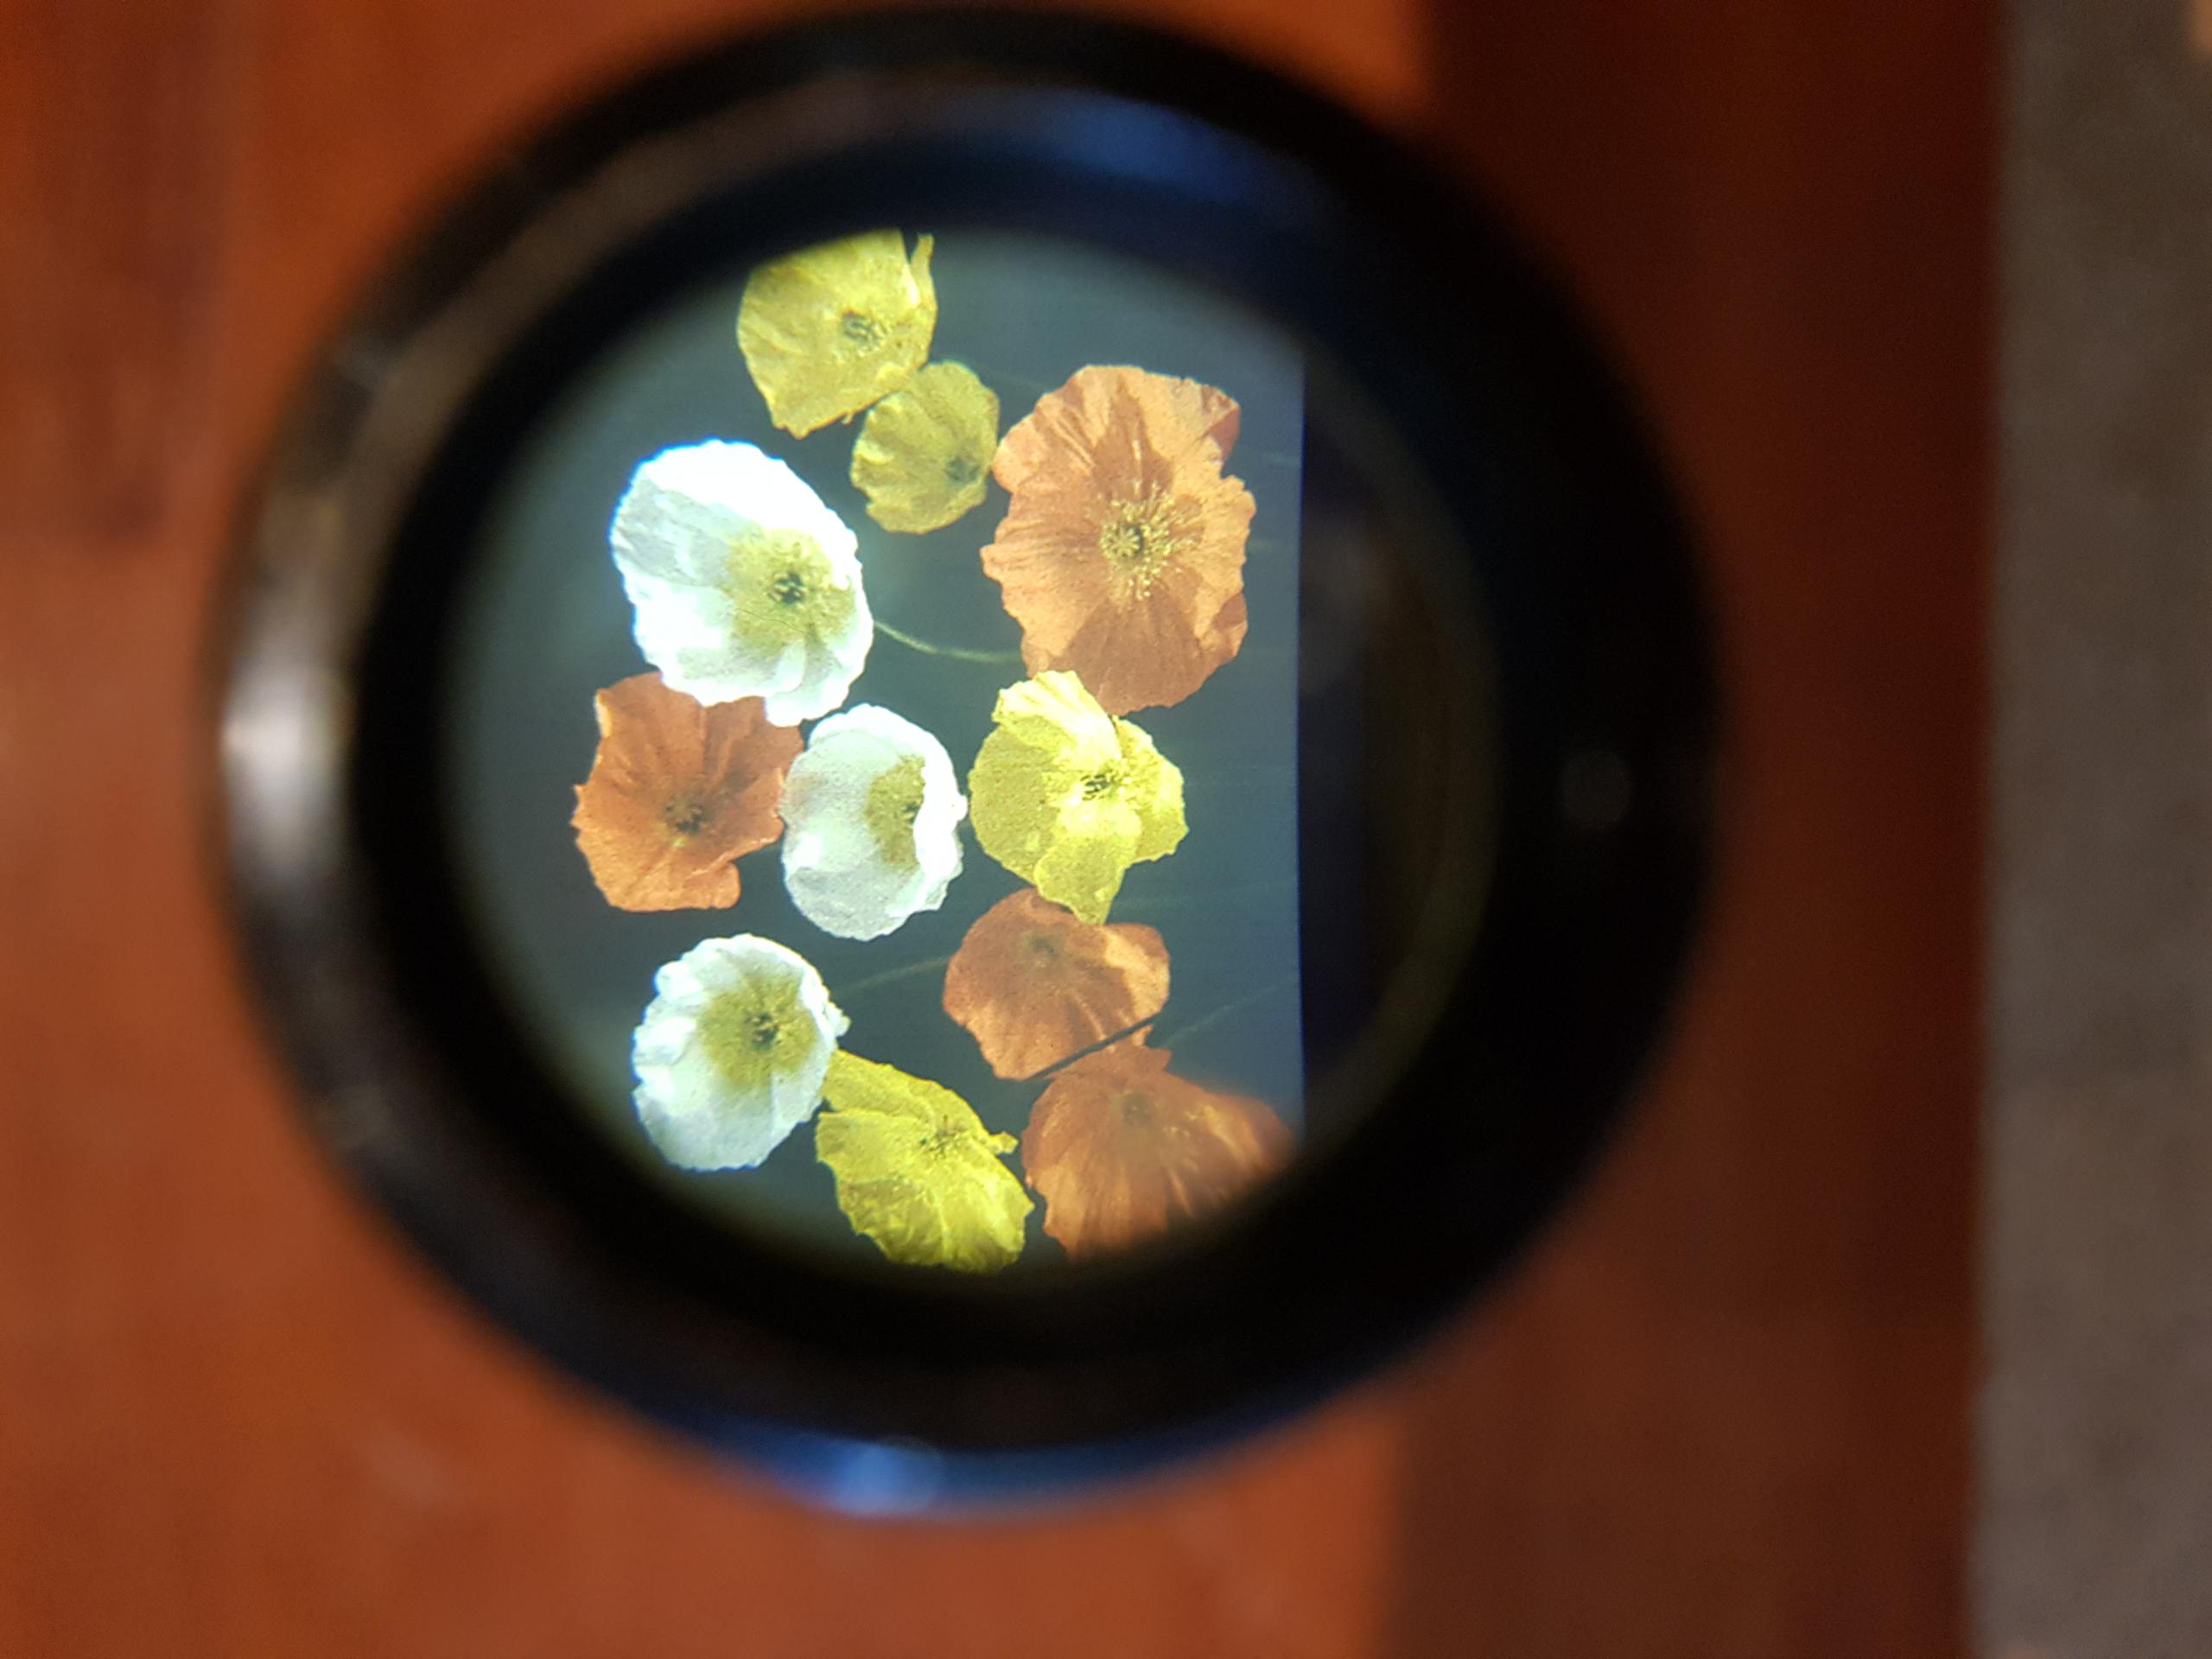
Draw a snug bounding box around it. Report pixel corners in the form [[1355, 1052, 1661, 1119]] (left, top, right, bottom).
[[218, 8, 1712, 1506]]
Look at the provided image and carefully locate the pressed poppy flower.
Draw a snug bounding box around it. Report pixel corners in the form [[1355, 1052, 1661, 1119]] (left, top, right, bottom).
[[849, 360, 1001, 532], [630, 935, 849, 1171], [1021, 1031, 1292, 1261], [943, 887, 1169, 1079], [611, 440, 873, 724], [982, 365, 1255, 715], [966, 671, 1185, 924], [570, 672, 802, 912], [814, 1051, 1031, 1272], [736, 230, 937, 436], [779, 704, 967, 940]]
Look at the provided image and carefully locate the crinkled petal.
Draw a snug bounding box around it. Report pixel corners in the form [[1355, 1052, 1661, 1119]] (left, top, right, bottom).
[[1021, 1031, 1290, 1259], [944, 888, 1171, 1079], [1116, 719, 1188, 864], [850, 360, 1001, 532], [815, 1051, 1029, 1271], [738, 232, 938, 436], [1032, 811, 1142, 925], [992, 670, 1120, 761], [780, 705, 967, 939]]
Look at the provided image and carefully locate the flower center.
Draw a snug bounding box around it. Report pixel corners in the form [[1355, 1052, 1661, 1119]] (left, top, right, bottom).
[[695, 983, 807, 1090], [726, 526, 852, 648], [1080, 765, 1122, 801], [1097, 493, 1181, 595], [862, 754, 929, 869], [662, 792, 711, 842], [944, 453, 982, 487], [1020, 931, 1060, 964], [838, 308, 885, 349], [1113, 1089, 1155, 1129], [916, 1122, 967, 1160]]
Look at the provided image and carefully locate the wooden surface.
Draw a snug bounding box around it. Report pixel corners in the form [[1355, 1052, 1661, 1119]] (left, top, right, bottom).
[[1394, 6, 1992, 1654], [0, 0, 1988, 1654]]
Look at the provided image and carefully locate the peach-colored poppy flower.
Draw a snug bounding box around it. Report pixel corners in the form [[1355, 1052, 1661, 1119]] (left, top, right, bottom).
[[943, 887, 1170, 1080], [571, 672, 802, 912], [982, 365, 1255, 715], [1020, 1030, 1292, 1260]]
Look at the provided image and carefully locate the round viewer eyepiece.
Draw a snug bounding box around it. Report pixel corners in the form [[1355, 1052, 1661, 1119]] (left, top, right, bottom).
[[217, 8, 1713, 1507]]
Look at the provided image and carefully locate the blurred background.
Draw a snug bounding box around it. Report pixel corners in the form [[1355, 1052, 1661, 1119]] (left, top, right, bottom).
[[9, 0, 2187, 1653]]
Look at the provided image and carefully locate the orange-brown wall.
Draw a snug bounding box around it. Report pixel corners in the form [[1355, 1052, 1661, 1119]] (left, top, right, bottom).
[[0, 1, 1987, 1653]]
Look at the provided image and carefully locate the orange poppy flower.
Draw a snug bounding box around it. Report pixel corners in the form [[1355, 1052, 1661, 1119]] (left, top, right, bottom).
[[942, 887, 1170, 1080], [1020, 1031, 1292, 1260], [571, 672, 802, 912], [982, 365, 1255, 715]]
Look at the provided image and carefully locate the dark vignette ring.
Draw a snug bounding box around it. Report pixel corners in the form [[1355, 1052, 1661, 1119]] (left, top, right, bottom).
[[214, 7, 1713, 1507]]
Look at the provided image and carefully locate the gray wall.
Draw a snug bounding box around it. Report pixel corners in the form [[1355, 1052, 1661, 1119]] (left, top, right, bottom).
[[1986, 3, 2212, 1651]]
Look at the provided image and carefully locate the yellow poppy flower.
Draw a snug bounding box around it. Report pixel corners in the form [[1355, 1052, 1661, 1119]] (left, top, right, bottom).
[[966, 671, 1185, 924], [813, 1051, 1031, 1272], [848, 360, 1001, 532], [736, 231, 937, 436]]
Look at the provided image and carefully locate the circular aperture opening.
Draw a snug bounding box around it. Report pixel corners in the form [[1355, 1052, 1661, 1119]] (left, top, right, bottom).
[[442, 226, 1485, 1274]]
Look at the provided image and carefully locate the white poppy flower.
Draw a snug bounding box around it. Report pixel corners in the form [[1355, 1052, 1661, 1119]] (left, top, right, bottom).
[[630, 934, 849, 1170], [610, 440, 874, 725], [780, 704, 968, 940]]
